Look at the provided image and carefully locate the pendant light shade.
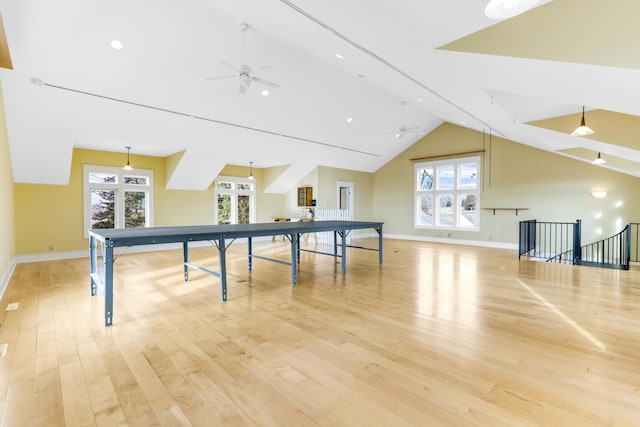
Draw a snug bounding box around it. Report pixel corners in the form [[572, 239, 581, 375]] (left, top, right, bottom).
[[571, 106, 594, 137], [248, 161, 255, 180], [485, 0, 540, 20], [123, 146, 133, 170], [592, 152, 606, 165]]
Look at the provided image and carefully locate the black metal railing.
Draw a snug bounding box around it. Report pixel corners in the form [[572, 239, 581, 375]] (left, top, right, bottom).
[[629, 223, 640, 263], [520, 219, 632, 270], [577, 225, 630, 270], [519, 219, 581, 264]]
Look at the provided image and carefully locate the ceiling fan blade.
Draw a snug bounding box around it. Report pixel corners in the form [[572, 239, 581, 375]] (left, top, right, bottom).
[[251, 65, 273, 72], [219, 59, 240, 73], [205, 74, 237, 81], [251, 76, 280, 89]]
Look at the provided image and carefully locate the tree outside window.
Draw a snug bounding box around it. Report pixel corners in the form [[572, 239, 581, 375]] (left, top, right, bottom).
[[214, 176, 255, 225], [83, 165, 153, 237], [415, 156, 480, 231]]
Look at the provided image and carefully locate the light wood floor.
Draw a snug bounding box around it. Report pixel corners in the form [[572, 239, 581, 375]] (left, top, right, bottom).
[[1, 238, 639, 426]]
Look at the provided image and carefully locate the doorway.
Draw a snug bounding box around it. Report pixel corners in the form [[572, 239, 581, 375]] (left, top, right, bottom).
[[336, 181, 354, 220]]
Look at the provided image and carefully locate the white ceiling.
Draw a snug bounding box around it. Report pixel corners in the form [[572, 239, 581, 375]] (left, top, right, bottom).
[[2, 0, 639, 191]]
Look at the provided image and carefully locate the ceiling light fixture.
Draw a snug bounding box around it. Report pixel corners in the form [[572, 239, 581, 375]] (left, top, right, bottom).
[[110, 40, 124, 50], [335, 53, 344, 59], [484, 0, 539, 20], [590, 191, 607, 198], [261, 89, 270, 96], [123, 146, 133, 170], [248, 161, 255, 180], [592, 152, 606, 165], [571, 106, 595, 136], [346, 117, 353, 123]]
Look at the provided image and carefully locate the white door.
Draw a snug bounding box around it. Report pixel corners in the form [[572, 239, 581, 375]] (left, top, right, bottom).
[[336, 181, 354, 220]]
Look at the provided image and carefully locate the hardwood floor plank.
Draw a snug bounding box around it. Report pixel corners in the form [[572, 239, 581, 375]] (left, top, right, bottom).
[[1, 239, 639, 425], [59, 360, 96, 426]]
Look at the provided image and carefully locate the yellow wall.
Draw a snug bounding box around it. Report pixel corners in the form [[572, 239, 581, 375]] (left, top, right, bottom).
[[11, 122, 640, 255], [14, 149, 285, 255], [316, 166, 373, 220], [282, 166, 374, 224], [373, 123, 640, 244], [0, 83, 15, 281], [216, 164, 284, 223], [285, 168, 319, 217]]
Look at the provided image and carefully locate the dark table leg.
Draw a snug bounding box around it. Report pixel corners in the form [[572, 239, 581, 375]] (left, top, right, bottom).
[[219, 236, 227, 301]]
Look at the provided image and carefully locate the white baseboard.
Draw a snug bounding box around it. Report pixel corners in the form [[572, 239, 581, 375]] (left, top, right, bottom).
[[14, 236, 277, 264], [384, 233, 518, 250], [10, 234, 515, 284], [0, 259, 16, 301]]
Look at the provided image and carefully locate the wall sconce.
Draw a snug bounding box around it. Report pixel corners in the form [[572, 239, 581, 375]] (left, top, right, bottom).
[[590, 191, 607, 199]]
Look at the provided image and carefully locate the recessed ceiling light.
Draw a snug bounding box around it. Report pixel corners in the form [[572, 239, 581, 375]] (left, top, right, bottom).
[[110, 40, 124, 50], [335, 53, 344, 59], [416, 97, 423, 102], [261, 89, 270, 96], [346, 117, 353, 123]]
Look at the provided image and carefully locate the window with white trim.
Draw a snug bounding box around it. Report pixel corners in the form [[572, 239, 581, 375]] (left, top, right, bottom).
[[214, 176, 256, 224], [414, 156, 480, 230], [83, 165, 154, 237]]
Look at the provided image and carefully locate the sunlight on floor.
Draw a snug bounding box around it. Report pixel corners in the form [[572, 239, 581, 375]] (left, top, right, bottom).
[[517, 278, 608, 353]]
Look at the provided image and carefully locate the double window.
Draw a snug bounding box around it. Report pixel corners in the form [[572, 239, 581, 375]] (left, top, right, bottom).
[[214, 176, 256, 224], [414, 156, 480, 230], [83, 165, 154, 237]]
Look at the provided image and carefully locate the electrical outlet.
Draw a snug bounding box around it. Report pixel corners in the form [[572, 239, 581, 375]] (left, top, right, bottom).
[[48, 245, 54, 252], [6, 302, 19, 311]]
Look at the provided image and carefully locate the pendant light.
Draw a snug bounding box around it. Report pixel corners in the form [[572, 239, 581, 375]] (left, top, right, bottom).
[[485, 0, 540, 20], [571, 106, 594, 137], [592, 152, 606, 165], [248, 161, 255, 180], [123, 146, 133, 170]]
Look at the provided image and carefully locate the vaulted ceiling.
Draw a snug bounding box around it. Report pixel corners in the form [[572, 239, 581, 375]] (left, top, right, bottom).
[[2, 0, 640, 191]]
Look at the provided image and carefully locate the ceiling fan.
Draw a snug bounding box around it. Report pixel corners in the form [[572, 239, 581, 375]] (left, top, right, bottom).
[[391, 125, 423, 139], [205, 22, 280, 94]]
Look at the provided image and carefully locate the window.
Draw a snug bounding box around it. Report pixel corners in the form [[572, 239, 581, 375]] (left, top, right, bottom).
[[214, 176, 256, 224], [83, 165, 154, 237], [415, 156, 479, 230]]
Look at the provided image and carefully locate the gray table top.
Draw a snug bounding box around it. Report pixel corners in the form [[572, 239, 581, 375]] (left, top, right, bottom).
[[88, 220, 383, 247]]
